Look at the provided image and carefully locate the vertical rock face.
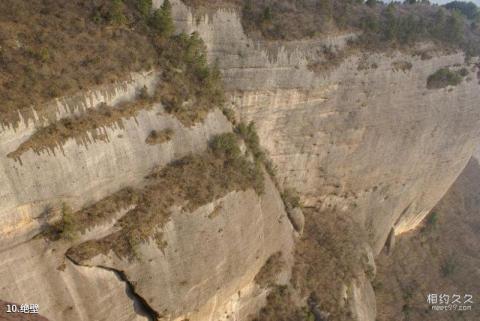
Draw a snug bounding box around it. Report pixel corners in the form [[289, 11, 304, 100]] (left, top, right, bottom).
[[68, 177, 294, 321], [0, 175, 293, 321], [0, 240, 149, 321], [1, 2, 479, 321], [0, 65, 294, 320], [171, 0, 480, 253], [0, 72, 232, 249]]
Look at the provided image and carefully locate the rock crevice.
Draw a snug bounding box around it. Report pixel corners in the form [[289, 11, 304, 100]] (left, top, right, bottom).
[[67, 256, 159, 321]]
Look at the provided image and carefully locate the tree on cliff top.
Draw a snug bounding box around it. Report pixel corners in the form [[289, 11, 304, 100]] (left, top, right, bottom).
[[150, 0, 174, 36], [184, 0, 480, 57], [444, 1, 479, 20]]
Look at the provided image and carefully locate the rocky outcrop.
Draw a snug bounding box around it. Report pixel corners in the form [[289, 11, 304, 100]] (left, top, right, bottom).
[[0, 66, 294, 321], [0, 173, 293, 321], [0, 239, 149, 321], [349, 274, 376, 321], [0, 72, 231, 250], [68, 175, 293, 321], [170, 0, 480, 254]]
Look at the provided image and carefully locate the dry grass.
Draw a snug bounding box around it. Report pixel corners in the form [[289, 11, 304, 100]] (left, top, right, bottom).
[[307, 46, 350, 74], [392, 60, 413, 72], [254, 252, 284, 289], [8, 97, 154, 160], [6, 4, 225, 158], [65, 136, 264, 261], [0, 0, 224, 130], [0, 0, 157, 127], [145, 128, 174, 145], [249, 208, 369, 321], [182, 0, 242, 9], [291, 209, 369, 321], [183, 0, 346, 40], [44, 187, 141, 242], [250, 285, 310, 321]]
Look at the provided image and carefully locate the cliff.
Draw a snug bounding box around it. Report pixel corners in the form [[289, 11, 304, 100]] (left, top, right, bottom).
[[0, 1, 479, 321], [171, 0, 480, 253], [0, 59, 295, 319]]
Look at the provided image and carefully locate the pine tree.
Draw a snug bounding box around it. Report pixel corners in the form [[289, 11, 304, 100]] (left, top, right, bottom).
[[150, 0, 174, 36], [137, 0, 152, 18]]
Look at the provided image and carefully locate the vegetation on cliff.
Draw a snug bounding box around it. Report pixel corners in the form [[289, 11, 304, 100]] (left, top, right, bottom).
[[145, 128, 174, 145], [0, 0, 150, 125], [7, 97, 155, 160], [0, 0, 223, 128], [55, 133, 264, 260], [444, 1, 480, 20], [5, 0, 226, 162], [250, 208, 371, 321], [184, 0, 480, 57], [426, 67, 468, 89]]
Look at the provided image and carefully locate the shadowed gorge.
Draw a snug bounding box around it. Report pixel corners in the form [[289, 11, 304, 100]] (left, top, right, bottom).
[[374, 157, 480, 321]]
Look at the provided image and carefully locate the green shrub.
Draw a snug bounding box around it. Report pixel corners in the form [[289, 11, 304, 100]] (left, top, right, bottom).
[[262, 7, 273, 23], [444, 1, 479, 20], [109, 0, 127, 25], [58, 203, 77, 240], [441, 256, 457, 277], [221, 107, 236, 124], [282, 188, 301, 209], [43, 203, 77, 241], [427, 68, 463, 89], [145, 128, 174, 145], [236, 122, 265, 162], [210, 132, 265, 193], [210, 133, 241, 160], [157, 31, 225, 126], [443, 10, 466, 44], [138, 86, 150, 101], [458, 67, 469, 77], [136, 0, 152, 17], [150, 0, 173, 36], [235, 121, 279, 178], [185, 0, 480, 58], [425, 211, 438, 230]]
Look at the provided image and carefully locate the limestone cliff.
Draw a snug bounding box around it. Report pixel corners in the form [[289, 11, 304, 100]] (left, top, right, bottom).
[[170, 0, 480, 253], [1, 1, 479, 321], [0, 65, 294, 320]]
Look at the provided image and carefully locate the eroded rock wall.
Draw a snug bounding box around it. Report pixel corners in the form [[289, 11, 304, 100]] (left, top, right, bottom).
[[170, 0, 480, 253], [0, 72, 232, 249], [0, 66, 294, 321], [1, 2, 479, 321], [0, 174, 293, 321]]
